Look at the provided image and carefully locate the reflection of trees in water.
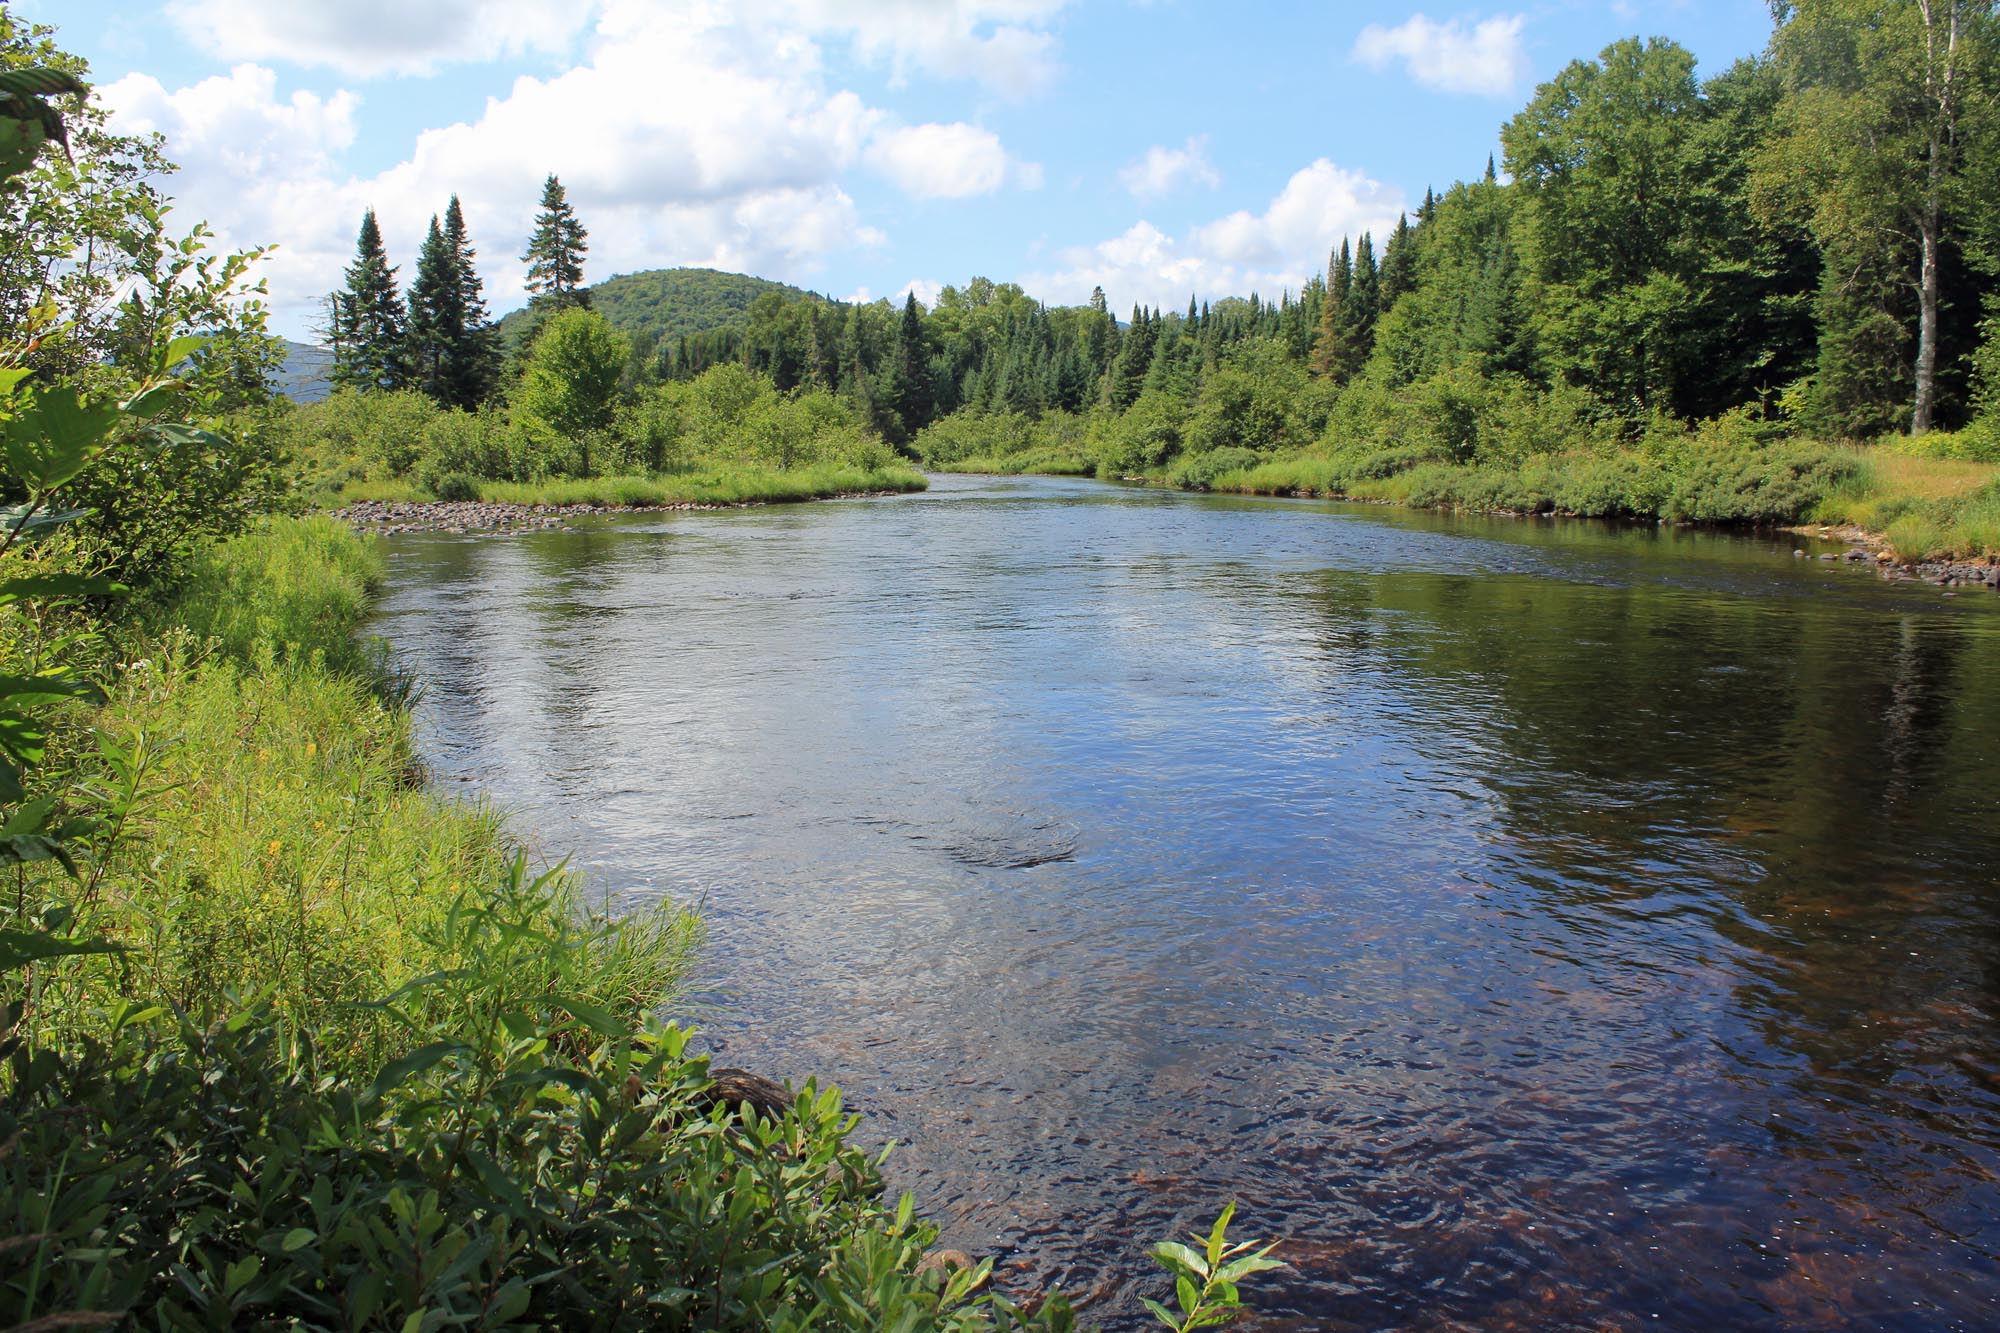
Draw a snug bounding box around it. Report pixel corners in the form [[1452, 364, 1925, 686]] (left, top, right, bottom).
[[1289, 567, 2000, 1292]]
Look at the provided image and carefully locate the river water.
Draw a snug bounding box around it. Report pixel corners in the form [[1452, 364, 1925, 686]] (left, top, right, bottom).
[[372, 473, 2000, 1330]]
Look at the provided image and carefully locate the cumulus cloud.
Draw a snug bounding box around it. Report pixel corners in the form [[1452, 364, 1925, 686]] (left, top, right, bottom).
[[865, 122, 1039, 200], [1024, 159, 1405, 312], [165, 0, 1070, 92], [165, 0, 595, 78], [1117, 136, 1220, 200], [779, 0, 1070, 96], [99, 1, 1077, 334], [1351, 13, 1528, 97]]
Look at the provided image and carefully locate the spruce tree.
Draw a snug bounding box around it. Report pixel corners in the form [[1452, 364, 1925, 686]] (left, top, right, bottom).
[[331, 209, 406, 391], [1344, 232, 1381, 379], [1311, 241, 1352, 380], [523, 174, 589, 311], [405, 214, 452, 398], [442, 196, 501, 407], [1379, 213, 1416, 312], [897, 292, 932, 430]]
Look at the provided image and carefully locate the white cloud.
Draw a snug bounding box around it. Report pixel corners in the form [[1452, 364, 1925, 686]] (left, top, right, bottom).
[[1024, 159, 1405, 312], [165, 0, 595, 78], [165, 0, 1070, 93], [1117, 136, 1220, 200], [778, 0, 1070, 96], [1351, 13, 1528, 97], [102, 2, 1089, 334], [865, 122, 1038, 200], [896, 278, 944, 309]]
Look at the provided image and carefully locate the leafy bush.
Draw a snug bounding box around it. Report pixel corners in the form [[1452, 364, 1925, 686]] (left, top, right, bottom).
[[1169, 446, 1263, 490], [430, 470, 480, 502], [2, 869, 1075, 1331]]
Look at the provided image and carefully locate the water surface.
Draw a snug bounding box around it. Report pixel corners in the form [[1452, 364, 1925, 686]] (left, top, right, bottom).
[[373, 474, 2000, 1330]]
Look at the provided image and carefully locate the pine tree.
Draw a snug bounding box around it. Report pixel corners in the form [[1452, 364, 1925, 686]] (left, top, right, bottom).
[[523, 174, 589, 311], [441, 196, 501, 407], [331, 209, 406, 391]]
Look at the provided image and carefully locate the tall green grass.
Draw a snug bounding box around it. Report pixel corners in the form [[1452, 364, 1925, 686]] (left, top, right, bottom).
[[1808, 449, 2000, 559], [27, 517, 702, 1073]]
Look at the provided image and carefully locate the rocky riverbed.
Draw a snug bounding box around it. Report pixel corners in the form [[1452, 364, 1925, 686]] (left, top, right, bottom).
[[330, 497, 742, 535]]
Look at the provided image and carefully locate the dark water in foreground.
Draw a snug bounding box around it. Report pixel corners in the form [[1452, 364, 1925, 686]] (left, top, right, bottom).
[[373, 474, 2000, 1330]]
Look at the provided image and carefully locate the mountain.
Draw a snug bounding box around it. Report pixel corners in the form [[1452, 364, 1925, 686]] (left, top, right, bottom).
[[272, 339, 336, 404], [494, 267, 827, 348]]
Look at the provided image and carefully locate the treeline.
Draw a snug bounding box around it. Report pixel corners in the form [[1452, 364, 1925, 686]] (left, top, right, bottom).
[[725, 18, 2000, 454]]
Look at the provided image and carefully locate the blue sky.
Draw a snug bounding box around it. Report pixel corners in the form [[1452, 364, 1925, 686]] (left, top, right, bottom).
[[21, 1, 1775, 339]]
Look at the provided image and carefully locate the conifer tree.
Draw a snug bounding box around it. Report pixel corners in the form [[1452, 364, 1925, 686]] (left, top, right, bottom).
[[1379, 213, 1416, 312], [441, 195, 501, 407], [404, 214, 452, 397], [523, 174, 589, 311], [331, 209, 406, 391], [1344, 232, 1382, 378], [1311, 241, 1352, 380], [897, 291, 932, 430]]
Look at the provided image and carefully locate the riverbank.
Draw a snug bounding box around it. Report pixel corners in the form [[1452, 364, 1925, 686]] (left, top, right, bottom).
[[939, 436, 1999, 576]]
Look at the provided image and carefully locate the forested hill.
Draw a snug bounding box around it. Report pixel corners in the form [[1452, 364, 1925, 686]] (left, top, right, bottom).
[[494, 267, 825, 348]]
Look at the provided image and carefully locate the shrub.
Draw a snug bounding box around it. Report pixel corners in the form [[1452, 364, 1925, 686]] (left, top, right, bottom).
[[430, 470, 480, 502]]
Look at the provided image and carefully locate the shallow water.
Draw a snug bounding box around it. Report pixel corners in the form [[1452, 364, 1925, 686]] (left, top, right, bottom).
[[373, 474, 2000, 1330]]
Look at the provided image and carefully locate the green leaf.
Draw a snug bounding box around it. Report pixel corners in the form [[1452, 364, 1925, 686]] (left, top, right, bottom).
[[0, 671, 100, 708], [558, 995, 626, 1037], [1216, 1252, 1286, 1282], [0, 927, 125, 970], [224, 1254, 260, 1296], [3, 385, 122, 490], [367, 1040, 463, 1101], [281, 1228, 316, 1253], [147, 421, 227, 451], [0, 710, 49, 767], [120, 381, 181, 418], [0, 504, 91, 540], [1175, 1273, 1199, 1316], [1205, 1202, 1235, 1269], [162, 334, 212, 373], [0, 573, 127, 605], [1152, 1241, 1208, 1280], [1141, 1297, 1180, 1329]]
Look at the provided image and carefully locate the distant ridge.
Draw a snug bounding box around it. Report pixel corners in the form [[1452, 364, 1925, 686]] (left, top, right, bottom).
[[494, 266, 828, 348], [273, 339, 335, 404]]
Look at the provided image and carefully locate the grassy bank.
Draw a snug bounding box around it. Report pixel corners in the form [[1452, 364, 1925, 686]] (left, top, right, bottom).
[[1806, 449, 2000, 560], [1190, 444, 1999, 561]]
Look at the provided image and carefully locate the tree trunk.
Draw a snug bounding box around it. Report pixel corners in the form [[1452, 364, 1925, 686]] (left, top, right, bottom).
[[1913, 200, 1940, 437]]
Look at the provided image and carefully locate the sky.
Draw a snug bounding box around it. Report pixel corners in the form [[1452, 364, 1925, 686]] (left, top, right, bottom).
[[19, 0, 1777, 341]]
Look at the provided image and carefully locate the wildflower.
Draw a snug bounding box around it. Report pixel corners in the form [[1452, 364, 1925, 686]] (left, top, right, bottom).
[[268, 839, 282, 857]]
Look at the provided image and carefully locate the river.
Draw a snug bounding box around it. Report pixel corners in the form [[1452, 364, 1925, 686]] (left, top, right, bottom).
[[371, 473, 2000, 1330]]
